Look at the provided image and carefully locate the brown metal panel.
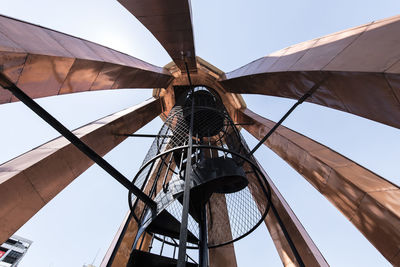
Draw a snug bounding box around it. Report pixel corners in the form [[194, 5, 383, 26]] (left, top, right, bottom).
[[0, 30, 25, 53], [102, 142, 177, 267], [59, 59, 104, 94], [324, 18, 400, 72], [44, 29, 102, 61], [256, 161, 328, 267], [0, 16, 72, 57], [90, 63, 124, 91], [289, 25, 369, 71], [118, 0, 197, 72], [0, 52, 27, 102], [209, 244, 237, 267], [12, 54, 75, 101], [0, 14, 173, 104], [239, 108, 400, 265], [220, 15, 400, 129], [268, 39, 319, 73], [208, 194, 238, 267], [239, 151, 327, 266], [0, 98, 161, 244]]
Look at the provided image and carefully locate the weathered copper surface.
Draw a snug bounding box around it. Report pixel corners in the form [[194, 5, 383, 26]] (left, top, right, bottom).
[[0, 15, 172, 104], [0, 98, 161, 244], [220, 15, 400, 129], [239, 108, 400, 265], [118, 0, 197, 72], [208, 194, 238, 267], [253, 159, 328, 267], [102, 144, 177, 267]]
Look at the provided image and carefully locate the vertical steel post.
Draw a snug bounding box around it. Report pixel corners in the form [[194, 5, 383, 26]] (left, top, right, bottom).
[[177, 62, 195, 267], [199, 203, 209, 267]]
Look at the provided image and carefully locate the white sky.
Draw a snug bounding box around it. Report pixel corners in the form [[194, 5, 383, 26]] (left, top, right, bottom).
[[0, 0, 400, 266]]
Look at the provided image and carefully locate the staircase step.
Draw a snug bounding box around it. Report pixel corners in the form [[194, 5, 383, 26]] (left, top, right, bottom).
[[147, 209, 199, 244], [128, 250, 197, 267]]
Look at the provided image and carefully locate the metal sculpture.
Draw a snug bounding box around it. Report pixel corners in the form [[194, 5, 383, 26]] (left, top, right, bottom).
[[0, 1, 399, 266]]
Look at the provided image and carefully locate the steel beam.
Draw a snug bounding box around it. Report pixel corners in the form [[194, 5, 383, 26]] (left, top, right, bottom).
[[220, 15, 400, 129], [0, 98, 161, 244], [0, 14, 172, 104], [240, 108, 400, 266]]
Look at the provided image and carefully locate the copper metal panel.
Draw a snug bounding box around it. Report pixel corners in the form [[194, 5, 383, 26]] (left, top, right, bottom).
[[239, 108, 400, 265], [44, 29, 101, 61], [0, 30, 25, 53], [0, 16, 71, 57], [118, 0, 197, 72], [13, 54, 75, 101], [0, 14, 173, 104], [59, 59, 105, 95], [105, 215, 140, 267], [290, 25, 368, 71], [244, 157, 328, 267], [221, 70, 400, 129], [208, 194, 238, 267], [220, 15, 400, 129], [0, 52, 27, 103], [209, 244, 238, 267], [105, 148, 176, 267], [0, 98, 161, 244], [385, 73, 400, 109], [90, 63, 123, 91], [268, 39, 319, 73], [324, 18, 400, 72]]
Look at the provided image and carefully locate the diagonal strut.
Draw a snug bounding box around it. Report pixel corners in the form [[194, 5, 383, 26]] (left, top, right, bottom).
[[0, 72, 156, 210]]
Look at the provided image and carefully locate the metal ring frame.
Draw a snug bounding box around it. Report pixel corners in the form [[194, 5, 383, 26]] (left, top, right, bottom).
[[128, 144, 272, 249]]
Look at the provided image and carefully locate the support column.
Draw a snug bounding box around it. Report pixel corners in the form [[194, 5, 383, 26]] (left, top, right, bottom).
[[204, 146, 238, 267], [207, 194, 238, 267]]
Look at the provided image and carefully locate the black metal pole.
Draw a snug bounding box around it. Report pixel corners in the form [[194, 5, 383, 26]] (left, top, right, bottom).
[[198, 203, 209, 267], [117, 133, 172, 138], [270, 202, 305, 267], [177, 62, 196, 267], [249, 82, 321, 155], [0, 72, 156, 211]]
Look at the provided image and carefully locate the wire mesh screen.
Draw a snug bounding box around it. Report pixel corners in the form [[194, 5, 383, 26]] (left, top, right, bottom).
[[129, 87, 271, 248]]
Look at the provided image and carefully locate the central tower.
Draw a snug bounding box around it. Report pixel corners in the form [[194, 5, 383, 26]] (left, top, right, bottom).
[[126, 86, 271, 266]]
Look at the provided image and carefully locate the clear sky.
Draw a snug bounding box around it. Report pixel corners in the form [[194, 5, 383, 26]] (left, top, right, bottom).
[[0, 0, 400, 266]]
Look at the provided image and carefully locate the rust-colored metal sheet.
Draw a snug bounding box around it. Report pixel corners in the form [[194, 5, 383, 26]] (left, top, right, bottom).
[[208, 194, 238, 267], [118, 0, 197, 72], [0, 98, 161, 244], [0, 15, 173, 104], [102, 142, 177, 267], [251, 159, 329, 267], [239, 108, 400, 265], [220, 15, 400, 129]]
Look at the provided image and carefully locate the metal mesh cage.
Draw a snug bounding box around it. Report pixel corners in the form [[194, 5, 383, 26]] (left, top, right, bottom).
[[129, 87, 271, 248]]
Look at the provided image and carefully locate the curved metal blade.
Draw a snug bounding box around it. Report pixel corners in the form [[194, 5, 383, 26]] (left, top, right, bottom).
[[118, 0, 197, 72], [240, 108, 400, 266], [220, 15, 400, 129], [248, 157, 328, 267], [0, 98, 161, 244], [0, 15, 173, 104]]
